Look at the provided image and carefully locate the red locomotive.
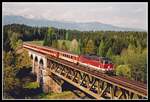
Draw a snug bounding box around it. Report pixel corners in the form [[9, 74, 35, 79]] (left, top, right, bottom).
[[23, 43, 114, 74], [79, 54, 114, 73]]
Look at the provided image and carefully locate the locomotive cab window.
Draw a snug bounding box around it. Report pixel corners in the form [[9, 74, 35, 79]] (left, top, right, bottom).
[[104, 60, 109, 64]]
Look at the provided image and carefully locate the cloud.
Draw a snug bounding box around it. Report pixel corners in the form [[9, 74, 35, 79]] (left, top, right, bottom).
[[2, 2, 148, 30]]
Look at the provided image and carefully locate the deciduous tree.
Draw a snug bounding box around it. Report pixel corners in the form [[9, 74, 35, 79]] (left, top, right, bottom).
[[98, 40, 105, 57]]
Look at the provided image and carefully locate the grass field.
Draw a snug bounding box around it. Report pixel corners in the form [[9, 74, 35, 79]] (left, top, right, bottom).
[[23, 82, 40, 89], [38, 91, 78, 99], [25, 40, 44, 46]]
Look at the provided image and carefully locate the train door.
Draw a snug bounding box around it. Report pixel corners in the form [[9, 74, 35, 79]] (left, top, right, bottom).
[[102, 60, 105, 70], [56, 52, 59, 58]]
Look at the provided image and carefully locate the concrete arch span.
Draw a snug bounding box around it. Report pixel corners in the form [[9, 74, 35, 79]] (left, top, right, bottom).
[[27, 50, 61, 93]]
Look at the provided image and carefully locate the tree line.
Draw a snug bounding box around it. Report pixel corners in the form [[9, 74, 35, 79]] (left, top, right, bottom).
[[42, 27, 147, 83], [3, 24, 147, 99]]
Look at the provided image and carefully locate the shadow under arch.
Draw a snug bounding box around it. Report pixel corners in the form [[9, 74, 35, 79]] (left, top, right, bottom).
[[39, 58, 44, 87], [30, 54, 33, 60]]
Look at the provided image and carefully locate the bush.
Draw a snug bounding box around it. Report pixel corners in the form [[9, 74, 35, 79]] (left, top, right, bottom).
[[115, 65, 131, 79], [23, 82, 40, 89]]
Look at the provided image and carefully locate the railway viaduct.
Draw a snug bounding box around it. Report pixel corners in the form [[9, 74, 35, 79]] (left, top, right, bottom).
[[23, 43, 148, 99], [28, 50, 62, 93]]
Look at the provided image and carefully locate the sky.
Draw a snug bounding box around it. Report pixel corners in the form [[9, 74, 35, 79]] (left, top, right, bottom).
[[3, 2, 148, 30]]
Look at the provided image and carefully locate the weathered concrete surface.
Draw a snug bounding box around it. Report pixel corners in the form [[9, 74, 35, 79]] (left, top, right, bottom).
[[42, 76, 62, 93], [28, 50, 62, 94]]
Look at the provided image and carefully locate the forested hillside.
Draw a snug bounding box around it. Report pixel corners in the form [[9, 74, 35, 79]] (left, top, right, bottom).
[[3, 24, 147, 98], [43, 27, 147, 83]]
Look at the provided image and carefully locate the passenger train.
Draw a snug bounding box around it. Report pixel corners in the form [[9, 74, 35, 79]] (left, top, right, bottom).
[[23, 43, 114, 74]]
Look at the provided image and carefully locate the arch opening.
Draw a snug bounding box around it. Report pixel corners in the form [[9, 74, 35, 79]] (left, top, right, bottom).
[[39, 59, 44, 65], [30, 54, 33, 60], [39, 59, 44, 86], [39, 59, 44, 69], [35, 56, 38, 62], [34, 56, 38, 75]]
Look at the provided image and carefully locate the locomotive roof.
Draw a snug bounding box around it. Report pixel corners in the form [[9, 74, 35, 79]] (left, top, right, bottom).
[[101, 57, 111, 61], [83, 54, 111, 61]]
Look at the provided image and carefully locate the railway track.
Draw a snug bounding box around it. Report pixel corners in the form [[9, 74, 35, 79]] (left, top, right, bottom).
[[47, 54, 147, 97], [102, 74, 147, 96], [23, 43, 147, 97], [112, 76, 147, 89]]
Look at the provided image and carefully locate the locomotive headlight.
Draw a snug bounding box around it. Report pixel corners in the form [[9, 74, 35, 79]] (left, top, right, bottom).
[[108, 66, 110, 68]]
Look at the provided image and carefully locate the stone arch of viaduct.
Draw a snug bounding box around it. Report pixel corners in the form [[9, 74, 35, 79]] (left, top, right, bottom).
[[28, 50, 62, 93]]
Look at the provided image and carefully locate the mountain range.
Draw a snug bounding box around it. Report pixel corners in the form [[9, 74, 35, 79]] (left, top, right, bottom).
[[3, 15, 145, 31]]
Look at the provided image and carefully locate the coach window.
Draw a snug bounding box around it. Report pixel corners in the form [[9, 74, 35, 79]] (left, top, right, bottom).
[[99, 59, 101, 63]]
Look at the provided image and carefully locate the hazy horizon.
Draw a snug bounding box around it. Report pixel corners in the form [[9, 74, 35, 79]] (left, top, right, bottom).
[[2, 2, 148, 31]]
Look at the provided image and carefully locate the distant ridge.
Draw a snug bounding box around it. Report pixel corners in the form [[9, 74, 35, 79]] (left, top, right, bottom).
[[3, 15, 145, 32]]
